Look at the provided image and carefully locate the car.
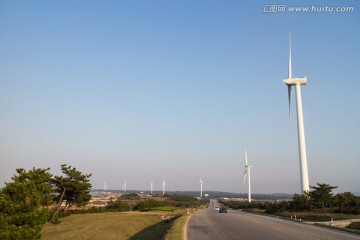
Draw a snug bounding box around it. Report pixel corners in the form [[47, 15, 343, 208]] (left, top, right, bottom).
[[219, 206, 227, 213], [214, 206, 220, 211]]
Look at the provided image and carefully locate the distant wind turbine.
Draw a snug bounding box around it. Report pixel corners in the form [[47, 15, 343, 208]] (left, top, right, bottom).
[[243, 150, 252, 203], [199, 177, 203, 198], [162, 177, 166, 195], [122, 181, 127, 193], [103, 181, 107, 191], [150, 181, 153, 195], [283, 38, 310, 193]]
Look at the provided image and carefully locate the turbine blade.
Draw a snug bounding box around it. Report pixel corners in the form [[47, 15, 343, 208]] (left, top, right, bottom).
[[245, 150, 248, 165], [288, 85, 292, 124], [288, 35, 292, 126], [288, 36, 292, 79], [243, 168, 247, 184]]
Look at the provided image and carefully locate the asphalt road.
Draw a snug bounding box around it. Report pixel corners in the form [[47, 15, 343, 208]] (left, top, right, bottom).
[[186, 200, 360, 240]]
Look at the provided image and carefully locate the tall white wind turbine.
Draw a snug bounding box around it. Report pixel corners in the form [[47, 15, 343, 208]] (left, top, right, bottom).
[[123, 181, 127, 193], [150, 181, 153, 195], [283, 39, 310, 193], [162, 177, 166, 195], [243, 150, 252, 203], [103, 181, 107, 191], [199, 177, 203, 198]]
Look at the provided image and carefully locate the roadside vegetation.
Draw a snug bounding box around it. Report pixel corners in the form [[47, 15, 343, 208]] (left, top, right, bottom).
[[42, 197, 207, 240], [0, 165, 92, 239], [42, 212, 169, 240], [220, 183, 360, 231], [0, 165, 209, 239], [166, 214, 191, 240]]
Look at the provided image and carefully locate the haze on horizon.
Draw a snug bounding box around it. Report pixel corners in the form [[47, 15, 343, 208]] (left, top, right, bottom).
[[1, 1, 359, 195]]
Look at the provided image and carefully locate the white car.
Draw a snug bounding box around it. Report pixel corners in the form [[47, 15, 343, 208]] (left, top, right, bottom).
[[214, 206, 220, 211]]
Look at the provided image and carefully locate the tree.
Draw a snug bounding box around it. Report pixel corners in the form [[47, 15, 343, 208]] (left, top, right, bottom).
[[0, 174, 49, 239], [309, 183, 337, 215], [289, 193, 312, 211], [11, 167, 54, 206], [335, 192, 356, 213], [51, 164, 92, 222]]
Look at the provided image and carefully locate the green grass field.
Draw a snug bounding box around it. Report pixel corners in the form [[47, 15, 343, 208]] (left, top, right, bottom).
[[41, 206, 207, 240], [166, 214, 190, 240], [41, 212, 174, 240]]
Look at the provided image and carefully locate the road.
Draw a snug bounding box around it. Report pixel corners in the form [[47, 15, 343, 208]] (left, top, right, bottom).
[[186, 200, 360, 240]]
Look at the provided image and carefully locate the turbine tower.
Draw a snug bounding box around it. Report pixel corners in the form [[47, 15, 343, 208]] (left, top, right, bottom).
[[150, 181, 153, 195], [199, 177, 203, 198], [103, 181, 107, 191], [162, 177, 166, 195], [283, 39, 310, 193], [243, 150, 252, 203], [122, 181, 127, 193]]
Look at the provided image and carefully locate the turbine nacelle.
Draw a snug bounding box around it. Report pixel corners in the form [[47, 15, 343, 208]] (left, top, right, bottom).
[[283, 77, 307, 86]]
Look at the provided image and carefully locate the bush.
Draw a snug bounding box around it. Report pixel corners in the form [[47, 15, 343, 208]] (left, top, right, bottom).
[[351, 209, 360, 215], [106, 201, 131, 212], [135, 199, 165, 211], [347, 222, 360, 230], [65, 207, 107, 214], [265, 208, 278, 214], [166, 195, 203, 208], [119, 193, 140, 200]]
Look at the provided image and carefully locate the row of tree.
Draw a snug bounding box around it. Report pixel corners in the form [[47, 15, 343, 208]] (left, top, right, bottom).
[[105, 194, 209, 212], [221, 183, 360, 216], [291, 183, 359, 214], [0, 165, 92, 240]]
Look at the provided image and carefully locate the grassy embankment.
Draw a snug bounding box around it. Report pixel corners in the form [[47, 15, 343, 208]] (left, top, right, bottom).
[[41, 206, 203, 240], [42, 212, 164, 240]]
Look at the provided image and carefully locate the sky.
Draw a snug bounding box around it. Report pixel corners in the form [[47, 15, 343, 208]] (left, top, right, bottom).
[[0, 0, 359, 194]]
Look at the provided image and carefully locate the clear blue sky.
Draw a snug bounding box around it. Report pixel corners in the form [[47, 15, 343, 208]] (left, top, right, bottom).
[[1, 0, 359, 194]]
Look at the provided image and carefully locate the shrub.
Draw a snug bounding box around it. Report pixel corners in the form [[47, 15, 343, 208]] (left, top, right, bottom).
[[351, 209, 360, 215], [347, 222, 360, 230], [135, 200, 165, 211], [106, 201, 131, 212]]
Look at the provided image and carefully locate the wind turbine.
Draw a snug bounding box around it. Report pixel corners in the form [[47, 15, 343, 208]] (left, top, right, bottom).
[[243, 150, 252, 203], [103, 181, 107, 191], [150, 181, 153, 195], [283, 38, 310, 193], [162, 177, 166, 195], [122, 181, 127, 193], [199, 177, 203, 198]]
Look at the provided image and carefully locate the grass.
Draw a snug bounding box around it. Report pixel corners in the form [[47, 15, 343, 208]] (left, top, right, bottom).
[[42, 206, 206, 240], [243, 209, 360, 222], [166, 214, 190, 240], [41, 212, 171, 240], [150, 207, 177, 212], [273, 211, 360, 222], [129, 216, 179, 240], [347, 222, 360, 231]]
